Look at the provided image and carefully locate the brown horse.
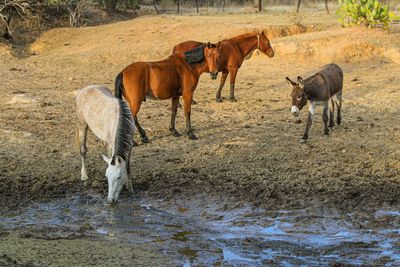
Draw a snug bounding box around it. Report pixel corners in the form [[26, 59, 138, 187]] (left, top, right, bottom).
[[286, 63, 343, 143], [115, 43, 220, 143], [172, 31, 275, 102]]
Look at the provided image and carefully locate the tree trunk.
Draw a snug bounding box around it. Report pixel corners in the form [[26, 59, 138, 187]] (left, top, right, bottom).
[[194, 0, 199, 13], [325, 0, 329, 14], [258, 0, 262, 12], [177, 0, 180, 14], [3, 12, 13, 39], [222, 0, 225, 11], [153, 0, 159, 14], [296, 0, 301, 13]]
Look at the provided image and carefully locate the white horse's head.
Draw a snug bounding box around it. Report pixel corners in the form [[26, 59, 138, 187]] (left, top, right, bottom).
[[102, 155, 128, 203]]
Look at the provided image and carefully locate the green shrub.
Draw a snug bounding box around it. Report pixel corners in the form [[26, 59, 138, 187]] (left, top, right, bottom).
[[337, 0, 399, 30]]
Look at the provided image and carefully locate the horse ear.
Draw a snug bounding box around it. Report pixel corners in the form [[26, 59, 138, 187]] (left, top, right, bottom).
[[207, 42, 211, 48], [116, 156, 123, 165], [297, 76, 305, 89], [102, 154, 112, 165], [286, 77, 295, 86]]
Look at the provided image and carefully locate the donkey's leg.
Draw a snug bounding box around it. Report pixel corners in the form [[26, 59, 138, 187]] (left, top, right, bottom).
[[183, 92, 197, 140], [229, 68, 239, 102], [300, 102, 315, 143], [323, 101, 329, 135], [130, 102, 149, 144], [329, 98, 335, 127], [216, 71, 229, 102], [335, 91, 342, 125], [170, 96, 181, 137], [78, 123, 89, 181]]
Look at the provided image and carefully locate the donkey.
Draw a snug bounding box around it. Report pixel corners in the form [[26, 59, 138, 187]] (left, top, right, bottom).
[[76, 85, 135, 203], [286, 63, 343, 143]]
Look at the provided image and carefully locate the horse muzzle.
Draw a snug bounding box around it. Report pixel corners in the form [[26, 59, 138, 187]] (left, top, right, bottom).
[[107, 197, 118, 204], [210, 72, 218, 80], [267, 49, 275, 58]]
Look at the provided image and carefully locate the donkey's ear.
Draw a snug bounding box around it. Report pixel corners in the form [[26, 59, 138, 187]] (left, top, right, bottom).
[[297, 76, 305, 89], [102, 154, 112, 165], [286, 77, 296, 86]]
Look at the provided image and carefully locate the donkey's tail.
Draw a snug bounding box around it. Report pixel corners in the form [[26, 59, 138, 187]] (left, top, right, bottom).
[[115, 72, 124, 99]]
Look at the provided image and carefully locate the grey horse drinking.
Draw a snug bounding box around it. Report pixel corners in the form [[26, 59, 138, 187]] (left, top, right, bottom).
[[76, 85, 135, 203]]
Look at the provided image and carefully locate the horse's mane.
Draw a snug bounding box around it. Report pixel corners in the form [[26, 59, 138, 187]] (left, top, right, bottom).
[[229, 32, 257, 41], [184, 45, 205, 65], [113, 99, 134, 163]]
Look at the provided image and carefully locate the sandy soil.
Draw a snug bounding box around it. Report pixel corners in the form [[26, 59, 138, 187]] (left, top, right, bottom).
[[0, 11, 399, 215]]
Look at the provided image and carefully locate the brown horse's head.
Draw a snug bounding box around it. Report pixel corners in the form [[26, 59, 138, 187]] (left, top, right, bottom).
[[258, 31, 274, 58], [204, 42, 220, 80], [286, 76, 307, 117]]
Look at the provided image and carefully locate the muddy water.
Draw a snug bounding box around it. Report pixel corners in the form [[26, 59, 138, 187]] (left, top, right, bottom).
[[1, 193, 399, 266]]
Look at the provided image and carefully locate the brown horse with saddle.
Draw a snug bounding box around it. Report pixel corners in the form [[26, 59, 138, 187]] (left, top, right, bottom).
[[115, 43, 220, 143], [173, 31, 275, 102]]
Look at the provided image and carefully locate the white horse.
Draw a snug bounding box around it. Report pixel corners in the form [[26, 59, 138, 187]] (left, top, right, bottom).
[[76, 85, 135, 203]]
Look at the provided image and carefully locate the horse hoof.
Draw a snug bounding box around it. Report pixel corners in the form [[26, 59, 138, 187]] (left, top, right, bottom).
[[216, 97, 223, 103], [337, 119, 342, 125], [229, 97, 237, 102], [192, 100, 197, 105], [133, 141, 139, 147], [170, 129, 181, 137], [329, 123, 334, 128], [188, 133, 198, 140], [300, 138, 307, 144], [324, 130, 329, 135], [141, 137, 149, 144]]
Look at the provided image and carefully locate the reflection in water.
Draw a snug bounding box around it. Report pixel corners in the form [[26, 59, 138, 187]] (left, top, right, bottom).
[[0, 193, 399, 266]]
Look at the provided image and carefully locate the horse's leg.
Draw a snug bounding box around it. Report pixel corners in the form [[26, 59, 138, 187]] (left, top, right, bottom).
[[329, 98, 335, 127], [229, 68, 239, 102], [170, 96, 181, 137], [129, 101, 149, 144], [335, 91, 342, 125], [183, 92, 197, 140], [300, 102, 315, 143], [323, 101, 329, 135], [216, 71, 229, 102], [78, 123, 89, 181], [125, 148, 133, 193]]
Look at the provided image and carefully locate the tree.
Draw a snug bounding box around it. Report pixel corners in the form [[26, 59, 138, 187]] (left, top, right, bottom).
[[0, 0, 33, 39], [297, 0, 330, 14], [153, 0, 158, 14]]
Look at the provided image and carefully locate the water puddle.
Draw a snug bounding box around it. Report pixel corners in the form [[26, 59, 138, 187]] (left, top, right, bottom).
[[0, 193, 399, 266]]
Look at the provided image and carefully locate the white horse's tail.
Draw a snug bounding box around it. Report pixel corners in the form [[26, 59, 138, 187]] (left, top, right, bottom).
[[74, 126, 80, 152]]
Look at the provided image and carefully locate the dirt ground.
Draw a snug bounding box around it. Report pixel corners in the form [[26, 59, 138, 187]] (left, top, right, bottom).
[[0, 10, 399, 215]]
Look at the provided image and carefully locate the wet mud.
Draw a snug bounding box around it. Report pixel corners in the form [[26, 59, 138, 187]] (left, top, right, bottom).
[[1, 193, 399, 266]]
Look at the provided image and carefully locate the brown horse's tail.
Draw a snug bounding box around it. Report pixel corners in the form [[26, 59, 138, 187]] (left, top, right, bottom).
[[115, 72, 124, 99]]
